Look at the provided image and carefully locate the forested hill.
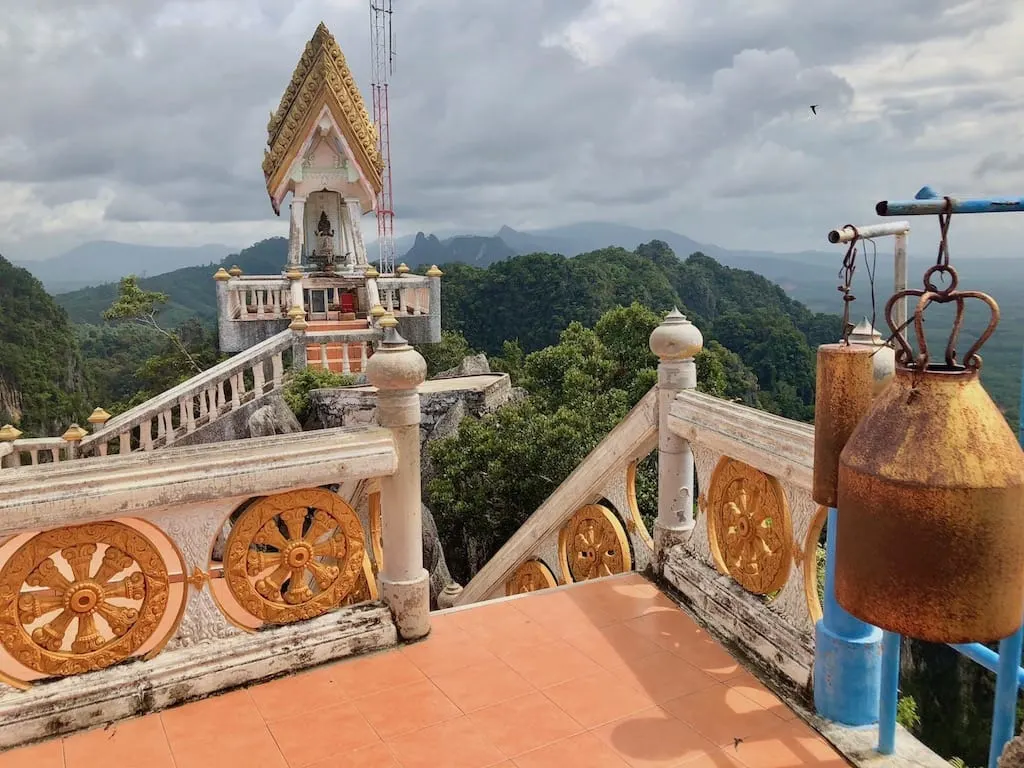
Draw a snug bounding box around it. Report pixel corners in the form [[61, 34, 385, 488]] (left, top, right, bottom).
[[57, 238, 289, 326], [0, 255, 89, 434], [437, 241, 841, 421]]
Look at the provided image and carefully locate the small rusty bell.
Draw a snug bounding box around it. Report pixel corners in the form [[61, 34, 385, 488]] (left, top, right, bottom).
[[812, 343, 875, 507], [835, 265, 1024, 643]]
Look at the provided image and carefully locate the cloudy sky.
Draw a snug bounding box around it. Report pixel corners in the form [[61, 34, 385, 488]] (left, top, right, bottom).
[[2, 0, 1023, 262]]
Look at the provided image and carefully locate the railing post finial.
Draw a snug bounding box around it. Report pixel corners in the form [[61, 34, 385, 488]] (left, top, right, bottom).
[[365, 321, 430, 640], [649, 308, 703, 565]]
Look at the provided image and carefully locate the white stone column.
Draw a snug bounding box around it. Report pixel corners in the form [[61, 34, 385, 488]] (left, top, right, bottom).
[[346, 199, 368, 267], [649, 308, 703, 564], [290, 197, 306, 266], [365, 315, 430, 640]]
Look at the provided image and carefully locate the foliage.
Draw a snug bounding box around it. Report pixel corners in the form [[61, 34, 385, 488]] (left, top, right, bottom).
[[427, 303, 748, 583], [415, 331, 477, 377], [0, 255, 90, 434], [57, 237, 288, 326], [437, 242, 836, 421], [103, 276, 204, 374], [897, 695, 922, 731], [283, 368, 357, 424]]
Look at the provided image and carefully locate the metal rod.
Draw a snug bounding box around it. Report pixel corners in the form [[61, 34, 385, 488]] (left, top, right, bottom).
[[877, 186, 1024, 216], [948, 642, 1024, 688], [824, 508, 878, 640], [988, 625, 1024, 768], [877, 631, 901, 755], [827, 221, 910, 244], [893, 233, 908, 332]]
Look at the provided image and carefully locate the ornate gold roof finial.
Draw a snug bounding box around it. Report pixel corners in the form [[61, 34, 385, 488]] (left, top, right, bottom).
[[370, 303, 386, 319], [263, 23, 382, 214], [213, 267, 231, 281], [364, 265, 380, 279], [379, 312, 399, 329], [87, 408, 111, 426], [426, 265, 444, 278], [62, 424, 88, 442], [396, 263, 410, 276], [0, 425, 23, 441], [228, 265, 243, 277]]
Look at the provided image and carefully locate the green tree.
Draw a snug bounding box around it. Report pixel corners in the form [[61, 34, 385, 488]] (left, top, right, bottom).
[[427, 303, 750, 582], [103, 276, 204, 374]]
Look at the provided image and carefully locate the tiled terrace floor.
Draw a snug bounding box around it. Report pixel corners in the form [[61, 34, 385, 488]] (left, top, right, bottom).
[[0, 573, 846, 768]]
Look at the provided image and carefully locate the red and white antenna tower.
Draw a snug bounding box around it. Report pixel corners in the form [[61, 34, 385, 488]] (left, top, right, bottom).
[[370, 0, 396, 275]]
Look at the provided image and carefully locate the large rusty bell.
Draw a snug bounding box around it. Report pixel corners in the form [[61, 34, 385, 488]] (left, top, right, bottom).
[[835, 265, 1024, 643]]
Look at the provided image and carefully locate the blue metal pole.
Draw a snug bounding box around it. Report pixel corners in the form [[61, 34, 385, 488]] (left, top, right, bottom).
[[813, 507, 883, 725], [878, 632, 902, 754], [877, 186, 1024, 216], [988, 626, 1024, 768]]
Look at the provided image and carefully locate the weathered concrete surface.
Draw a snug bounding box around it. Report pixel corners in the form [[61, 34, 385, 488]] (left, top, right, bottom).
[[219, 318, 291, 355], [0, 603, 396, 750], [660, 547, 815, 699]]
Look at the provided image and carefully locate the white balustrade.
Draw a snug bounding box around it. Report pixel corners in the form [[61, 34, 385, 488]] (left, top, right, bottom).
[[226, 278, 292, 321]]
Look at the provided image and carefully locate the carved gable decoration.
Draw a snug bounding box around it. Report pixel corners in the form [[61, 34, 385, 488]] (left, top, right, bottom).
[[263, 22, 382, 214]]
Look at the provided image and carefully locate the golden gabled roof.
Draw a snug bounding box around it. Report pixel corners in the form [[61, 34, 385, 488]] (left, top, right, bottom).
[[263, 23, 383, 213]]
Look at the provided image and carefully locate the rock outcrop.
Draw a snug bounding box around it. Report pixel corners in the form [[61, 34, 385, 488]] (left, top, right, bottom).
[[247, 396, 303, 437]]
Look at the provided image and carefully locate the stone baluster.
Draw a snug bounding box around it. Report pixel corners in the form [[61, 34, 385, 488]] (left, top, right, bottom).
[[183, 394, 196, 433], [341, 343, 351, 374], [141, 419, 153, 451], [256, 289, 266, 319], [272, 352, 284, 387], [119, 432, 131, 455], [359, 342, 368, 372], [206, 388, 219, 422], [649, 308, 704, 563], [320, 343, 329, 371], [156, 410, 166, 441], [49, 447, 60, 463], [253, 361, 266, 396], [217, 380, 227, 410], [162, 409, 175, 445], [366, 313, 430, 640], [231, 373, 242, 409], [29, 449, 39, 465]]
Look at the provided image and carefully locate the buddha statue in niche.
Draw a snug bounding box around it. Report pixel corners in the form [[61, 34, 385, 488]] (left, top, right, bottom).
[[311, 209, 335, 270]]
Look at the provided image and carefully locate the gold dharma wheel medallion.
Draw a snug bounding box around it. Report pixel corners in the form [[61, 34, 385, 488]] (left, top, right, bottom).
[[225, 488, 365, 624], [505, 559, 558, 596], [558, 504, 632, 584], [0, 522, 170, 677], [707, 457, 793, 596]]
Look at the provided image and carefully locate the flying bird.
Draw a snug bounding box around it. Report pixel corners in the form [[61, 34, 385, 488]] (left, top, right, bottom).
[[810, 105, 819, 115]]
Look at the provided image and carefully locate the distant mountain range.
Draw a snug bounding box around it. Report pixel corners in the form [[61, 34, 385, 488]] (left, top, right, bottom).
[[14, 241, 238, 293]]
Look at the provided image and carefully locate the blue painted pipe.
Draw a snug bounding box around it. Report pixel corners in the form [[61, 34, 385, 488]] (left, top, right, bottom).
[[948, 641, 1024, 688], [878, 632, 901, 755], [987, 626, 1024, 768], [877, 185, 1024, 216], [814, 507, 882, 725]]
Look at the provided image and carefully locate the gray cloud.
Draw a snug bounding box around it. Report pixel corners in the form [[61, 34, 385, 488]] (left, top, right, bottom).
[[1, 0, 1022, 262]]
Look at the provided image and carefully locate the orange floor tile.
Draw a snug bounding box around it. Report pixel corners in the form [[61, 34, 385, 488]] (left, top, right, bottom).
[[0, 573, 848, 768]]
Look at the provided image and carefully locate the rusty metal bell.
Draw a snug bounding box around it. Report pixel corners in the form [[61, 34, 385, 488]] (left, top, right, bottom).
[[835, 266, 1024, 643], [812, 343, 876, 507]]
